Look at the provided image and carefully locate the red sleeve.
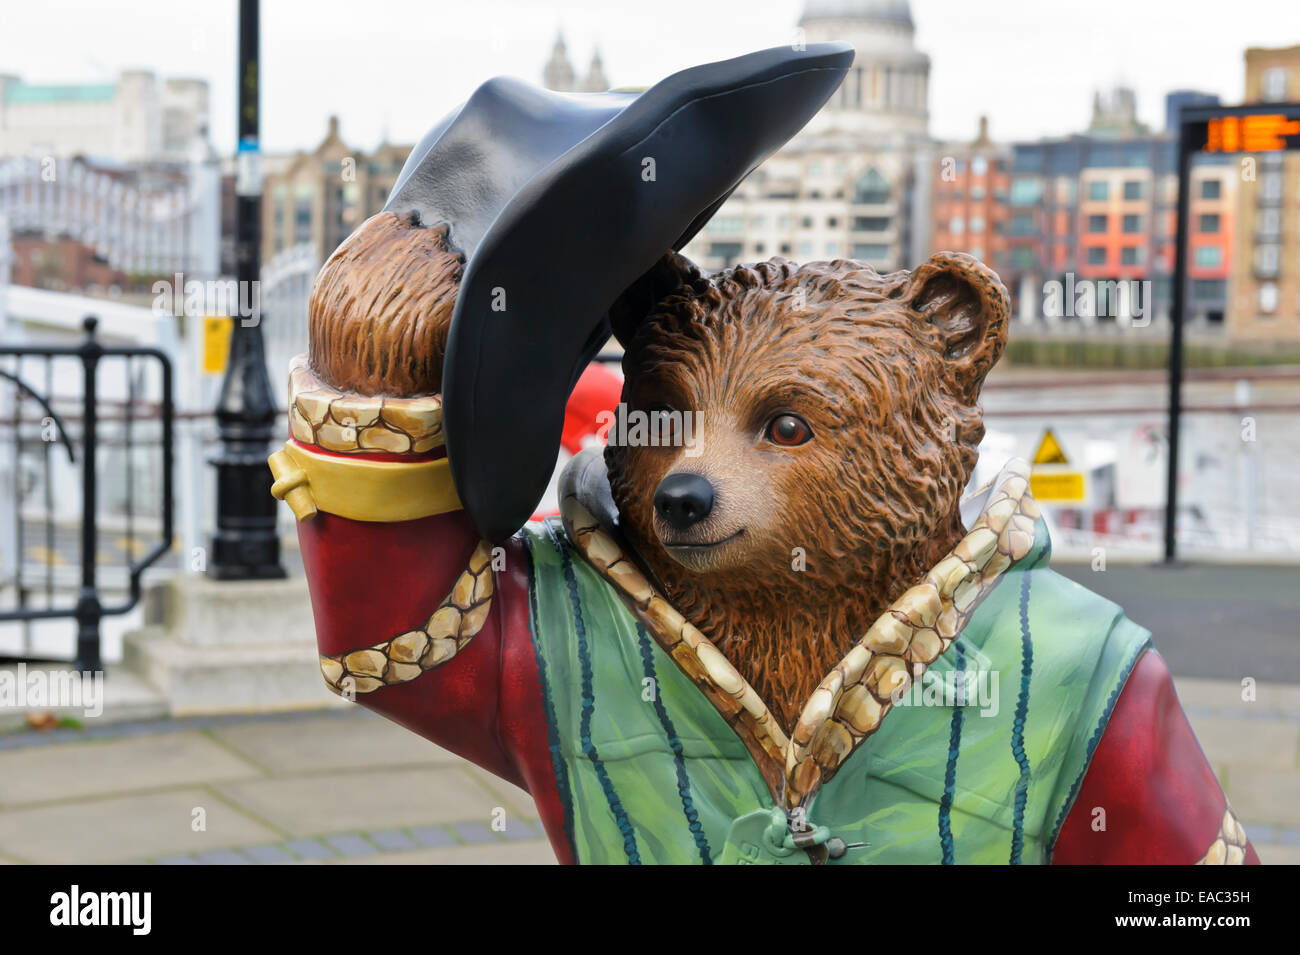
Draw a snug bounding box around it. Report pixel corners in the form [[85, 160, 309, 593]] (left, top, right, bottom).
[[296, 469, 576, 863], [1052, 649, 1260, 865]]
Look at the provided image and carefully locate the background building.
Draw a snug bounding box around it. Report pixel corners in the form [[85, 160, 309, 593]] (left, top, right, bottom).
[[0, 71, 210, 163], [1229, 45, 1300, 341], [930, 116, 1011, 278], [682, 0, 933, 273], [542, 34, 609, 92], [260, 116, 410, 264], [929, 87, 1234, 331]]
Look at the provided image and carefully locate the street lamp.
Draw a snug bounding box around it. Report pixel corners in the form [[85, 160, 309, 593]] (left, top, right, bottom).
[[208, 0, 284, 580]]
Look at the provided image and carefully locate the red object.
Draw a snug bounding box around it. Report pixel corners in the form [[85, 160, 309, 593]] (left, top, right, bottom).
[[1053, 650, 1260, 864], [561, 362, 623, 455]]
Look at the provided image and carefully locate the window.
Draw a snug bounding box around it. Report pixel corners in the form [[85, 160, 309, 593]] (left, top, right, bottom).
[[708, 241, 742, 263], [1262, 67, 1289, 102], [853, 168, 891, 204], [1088, 214, 1107, 233], [1192, 279, 1226, 299], [808, 161, 824, 177], [1122, 214, 1142, 233], [1123, 181, 1143, 200], [1121, 246, 1142, 266], [970, 216, 985, 234], [851, 242, 890, 261], [798, 241, 814, 257], [1200, 179, 1221, 200], [826, 217, 839, 228], [709, 216, 745, 234], [950, 217, 965, 235], [971, 186, 986, 200], [1260, 172, 1283, 202], [1087, 247, 1107, 265], [1010, 177, 1042, 204], [1010, 248, 1034, 268], [780, 242, 792, 255], [1258, 283, 1278, 314], [1258, 208, 1280, 237], [753, 242, 765, 255], [1088, 181, 1108, 201], [1198, 214, 1220, 234], [1010, 213, 1035, 235], [1255, 244, 1280, 277], [852, 216, 891, 232], [971, 156, 988, 176], [1195, 246, 1222, 268], [826, 242, 840, 257], [800, 216, 814, 229]]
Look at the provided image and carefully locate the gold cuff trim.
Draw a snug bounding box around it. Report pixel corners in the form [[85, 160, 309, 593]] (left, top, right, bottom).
[[319, 540, 495, 695], [288, 354, 444, 454], [1196, 806, 1249, 864], [269, 440, 461, 523]]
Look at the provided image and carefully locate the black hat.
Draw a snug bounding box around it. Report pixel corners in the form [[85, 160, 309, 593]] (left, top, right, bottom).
[[386, 43, 854, 542]]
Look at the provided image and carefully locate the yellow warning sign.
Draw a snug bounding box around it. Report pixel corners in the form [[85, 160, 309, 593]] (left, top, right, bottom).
[[1032, 428, 1070, 465], [1030, 427, 1087, 502], [202, 316, 233, 374], [1030, 472, 1086, 502]]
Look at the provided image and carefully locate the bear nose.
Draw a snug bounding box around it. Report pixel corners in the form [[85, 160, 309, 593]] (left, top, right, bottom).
[[654, 473, 715, 531]]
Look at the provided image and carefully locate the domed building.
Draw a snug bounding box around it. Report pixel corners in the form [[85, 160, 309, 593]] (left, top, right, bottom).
[[682, 0, 934, 275]]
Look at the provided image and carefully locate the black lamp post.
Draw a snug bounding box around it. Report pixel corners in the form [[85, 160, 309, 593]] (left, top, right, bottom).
[[208, 0, 284, 580]]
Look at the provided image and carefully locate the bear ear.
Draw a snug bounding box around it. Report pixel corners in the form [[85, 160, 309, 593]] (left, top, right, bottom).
[[904, 251, 1009, 398], [608, 251, 705, 347]]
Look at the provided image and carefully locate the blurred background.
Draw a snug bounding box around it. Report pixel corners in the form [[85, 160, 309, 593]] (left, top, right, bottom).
[[0, 0, 1297, 866]]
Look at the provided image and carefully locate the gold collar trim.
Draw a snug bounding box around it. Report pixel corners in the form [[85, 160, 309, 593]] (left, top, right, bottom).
[[560, 456, 1040, 809]]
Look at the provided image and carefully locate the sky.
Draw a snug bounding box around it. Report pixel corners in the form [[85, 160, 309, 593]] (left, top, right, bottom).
[[0, 0, 1297, 155]]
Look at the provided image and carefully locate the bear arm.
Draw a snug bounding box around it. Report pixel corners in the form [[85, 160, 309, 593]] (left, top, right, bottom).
[[1051, 649, 1260, 865], [297, 505, 560, 807]]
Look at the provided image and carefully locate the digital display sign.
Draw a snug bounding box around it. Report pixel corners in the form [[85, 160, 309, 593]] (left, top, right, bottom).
[[1203, 113, 1300, 153]]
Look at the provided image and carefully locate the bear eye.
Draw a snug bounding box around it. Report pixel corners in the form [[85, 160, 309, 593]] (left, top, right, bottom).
[[648, 403, 679, 441], [766, 413, 813, 447]]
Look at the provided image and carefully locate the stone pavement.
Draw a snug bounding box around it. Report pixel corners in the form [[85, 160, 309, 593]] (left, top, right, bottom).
[[0, 707, 555, 865], [0, 675, 1295, 865]]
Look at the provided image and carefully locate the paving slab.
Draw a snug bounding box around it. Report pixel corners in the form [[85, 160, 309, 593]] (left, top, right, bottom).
[[0, 731, 262, 807], [1255, 844, 1300, 865], [211, 766, 509, 837], [1222, 768, 1300, 828], [1173, 676, 1300, 717], [209, 710, 464, 774], [1186, 715, 1300, 774], [316, 839, 557, 865], [0, 788, 279, 864]]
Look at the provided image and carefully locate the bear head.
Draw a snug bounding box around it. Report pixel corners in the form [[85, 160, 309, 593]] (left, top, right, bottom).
[[606, 251, 1010, 731]]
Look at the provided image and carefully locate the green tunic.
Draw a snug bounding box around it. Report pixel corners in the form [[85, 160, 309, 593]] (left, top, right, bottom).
[[522, 514, 1150, 865]]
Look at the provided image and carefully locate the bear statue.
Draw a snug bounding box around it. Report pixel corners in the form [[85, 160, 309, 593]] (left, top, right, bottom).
[[270, 44, 1258, 865]]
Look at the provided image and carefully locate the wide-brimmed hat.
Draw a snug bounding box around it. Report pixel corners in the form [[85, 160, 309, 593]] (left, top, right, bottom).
[[385, 42, 854, 542]]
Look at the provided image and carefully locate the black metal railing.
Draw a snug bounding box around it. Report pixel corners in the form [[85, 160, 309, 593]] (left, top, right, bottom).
[[0, 316, 174, 671]]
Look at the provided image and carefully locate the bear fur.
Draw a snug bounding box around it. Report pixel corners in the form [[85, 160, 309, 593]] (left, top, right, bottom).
[[308, 212, 1010, 734]]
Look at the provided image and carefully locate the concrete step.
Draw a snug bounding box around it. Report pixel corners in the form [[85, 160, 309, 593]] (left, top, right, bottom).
[[122, 626, 342, 717]]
